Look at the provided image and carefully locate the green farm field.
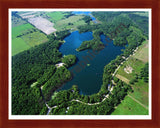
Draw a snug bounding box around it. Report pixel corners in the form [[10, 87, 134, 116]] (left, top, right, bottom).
[[111, 94, 148, 115], [12, 38, 30, 56], [133, 40, 149, 63], [112, 40, 149, 115], [130, 79, 149, 106], [116, 41, 149, 81], [12, 23, 34, 39], [111, 77, 149, 115], [12, 23, 48, 56], [55, 15, 86, 31], [12, 12, 86, 56], [21, 31, 48, 47], [46, 12, 65, 22]]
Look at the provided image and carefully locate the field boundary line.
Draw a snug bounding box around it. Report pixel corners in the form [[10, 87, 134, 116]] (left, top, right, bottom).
[[115, 74, 130, 84], [128, 94, 148, 110]]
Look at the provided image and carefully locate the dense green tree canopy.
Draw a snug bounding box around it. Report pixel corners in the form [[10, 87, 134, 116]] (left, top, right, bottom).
[[62, 55, 77, 67], [12, 11, 148, 115]]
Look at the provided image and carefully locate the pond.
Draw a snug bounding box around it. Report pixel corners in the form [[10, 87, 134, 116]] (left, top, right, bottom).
[[59, 31, 124, 95]]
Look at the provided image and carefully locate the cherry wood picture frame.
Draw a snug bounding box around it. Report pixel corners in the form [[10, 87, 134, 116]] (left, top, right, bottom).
[[0, 0, 160, 128]]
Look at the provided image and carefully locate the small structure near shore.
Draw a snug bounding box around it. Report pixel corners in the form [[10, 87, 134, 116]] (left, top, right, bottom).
[[55, 62, 65, 68]]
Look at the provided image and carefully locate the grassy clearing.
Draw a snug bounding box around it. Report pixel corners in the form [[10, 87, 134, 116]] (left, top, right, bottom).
[[133, 41, 149, 63], [130, 79, 148, 106], [46, 12, 65, 22], [30, 82, 38, 88], [51, 92, 58, 100], [116, 57, 144, 81], [21, 31, 48, 47], [111, 95, 148, 115], [12, 38, 30, 56], [56, 15, 84, 25], [55, 15, 86, 31]]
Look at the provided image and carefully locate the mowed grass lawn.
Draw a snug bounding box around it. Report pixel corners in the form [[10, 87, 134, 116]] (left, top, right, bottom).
[[111, 95, 148, 115]]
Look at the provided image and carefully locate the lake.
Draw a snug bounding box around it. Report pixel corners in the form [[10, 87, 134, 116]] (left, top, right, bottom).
[[59, 31, 124, 95]]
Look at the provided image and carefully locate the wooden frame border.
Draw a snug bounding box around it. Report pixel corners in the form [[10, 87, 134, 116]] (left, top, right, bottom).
[[0, 0, 160, 128]]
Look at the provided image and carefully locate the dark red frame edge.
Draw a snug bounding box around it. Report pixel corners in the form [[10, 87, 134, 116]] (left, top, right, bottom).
[[0, 0, 159, 128]]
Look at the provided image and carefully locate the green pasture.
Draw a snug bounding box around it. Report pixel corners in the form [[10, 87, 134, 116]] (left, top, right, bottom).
[[21, 31, 48, 47], [113, 40, 149, 115], [55, 15, 86, 30], [133, 41, 149, 63], [12, 23, 48, 56], [12, 38, 30, 56], [111, 95, 148, 115], [46, 12, 65, 22], [130, 79, 149, 106], [12, 23, 34, 39]]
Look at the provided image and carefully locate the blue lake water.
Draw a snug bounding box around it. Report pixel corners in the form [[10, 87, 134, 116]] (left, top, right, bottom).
[[59, 31, 124, 95], [72, 11, 97, 23]]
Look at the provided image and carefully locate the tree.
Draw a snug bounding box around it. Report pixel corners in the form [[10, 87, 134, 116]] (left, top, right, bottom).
[[61, 55, 76, 67], [82, 15, 92, 24]]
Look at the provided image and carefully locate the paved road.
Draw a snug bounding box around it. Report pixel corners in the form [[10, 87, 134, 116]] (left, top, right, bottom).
[[71, 94, 109, 106]]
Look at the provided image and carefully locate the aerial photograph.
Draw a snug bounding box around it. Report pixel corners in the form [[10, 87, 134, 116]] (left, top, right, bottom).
[[10, 9, 150, 116]]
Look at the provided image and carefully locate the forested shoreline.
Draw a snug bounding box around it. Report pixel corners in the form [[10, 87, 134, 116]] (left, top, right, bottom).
[[12, 11, 149, 115], [12, 30, 75, 114]]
